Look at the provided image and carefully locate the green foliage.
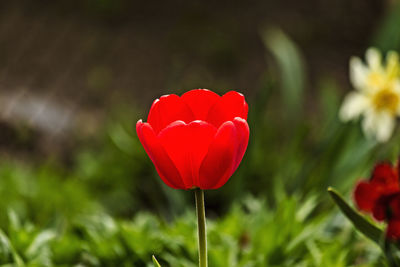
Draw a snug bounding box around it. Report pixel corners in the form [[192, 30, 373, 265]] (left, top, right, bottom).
[[0, 195, 382, 266]]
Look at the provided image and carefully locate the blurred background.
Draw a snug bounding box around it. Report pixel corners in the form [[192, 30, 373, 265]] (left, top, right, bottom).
[[0, 0, 400, 266]]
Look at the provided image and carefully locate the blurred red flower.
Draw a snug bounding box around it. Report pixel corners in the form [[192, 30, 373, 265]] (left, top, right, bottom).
[[354, 163, 399, 220], [354, 161, 400, 239], [387, 220, 400, 240], [136, 89, 249, 190]]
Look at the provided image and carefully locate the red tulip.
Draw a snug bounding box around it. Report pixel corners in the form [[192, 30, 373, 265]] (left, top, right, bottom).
[[136, 89, 249, 190]]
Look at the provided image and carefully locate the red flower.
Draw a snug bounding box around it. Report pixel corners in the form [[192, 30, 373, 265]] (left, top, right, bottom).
[[387, 219, 400, 240], [353, 161, 400, 240], [381, 193, 400, 239], [384, 193, 400, 221], [136, 89, 249, 190], [354, 162, 399, 221]]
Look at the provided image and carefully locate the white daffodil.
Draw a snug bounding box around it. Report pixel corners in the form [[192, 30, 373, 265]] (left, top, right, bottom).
[[340, 48, 400, 142]]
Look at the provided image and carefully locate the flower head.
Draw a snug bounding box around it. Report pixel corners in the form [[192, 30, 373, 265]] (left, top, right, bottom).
[[354, 160, 400, 238], [340, 48, 400, 142], [136, 89, 249, 190], [354, 162, 399, 220]]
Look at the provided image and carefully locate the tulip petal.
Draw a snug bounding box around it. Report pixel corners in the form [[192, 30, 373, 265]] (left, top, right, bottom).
[[354, 181, 379, 212], [232, 117, 249, 172], [158, 120, 216, 189], [147, 94, 195, 134], [206, 91, 248, 127], [136, 120, 185, 189], [181, 89, 220, 120], [199, 121, 238, 189]]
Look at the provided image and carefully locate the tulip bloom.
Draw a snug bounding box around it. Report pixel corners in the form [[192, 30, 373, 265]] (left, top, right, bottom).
[[137, 89, 249, 267], [136, 89, 249, 190]]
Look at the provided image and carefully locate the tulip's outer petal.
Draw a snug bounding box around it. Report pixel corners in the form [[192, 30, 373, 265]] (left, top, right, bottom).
[[387, 220, 400, 240], [206, 91, 248, 128], [147, 94, 195, 134], [181, 89, 220, 120], [158, 120, 217, 189], [232, 117, 249, 172], [354, 181, 379, 212], [136, 120, 185, 189], [199, 121, 238, 189]]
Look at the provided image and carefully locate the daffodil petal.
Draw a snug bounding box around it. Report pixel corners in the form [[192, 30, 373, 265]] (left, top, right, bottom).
[[386, 51, 400, 79], [366, 48, 383, 71], [395, 82, 400, 115], [375, 113, 395, 143], [362, 111, 395, 143], [339, 92, 368, 121], [362, 110, 377, 139], [349, 57, 368, 90]]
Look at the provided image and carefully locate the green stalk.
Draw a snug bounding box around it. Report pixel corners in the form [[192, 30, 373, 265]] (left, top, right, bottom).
[[195, 188, 207, 267]]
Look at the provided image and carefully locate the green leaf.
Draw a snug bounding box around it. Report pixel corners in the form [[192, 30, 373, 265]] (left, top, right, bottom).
[[26, 230, 57, 258], [262, 27, 306, 117], [0, 229, 25, 267], [152, 255, 162, 267], [327, 187, 383, 244]]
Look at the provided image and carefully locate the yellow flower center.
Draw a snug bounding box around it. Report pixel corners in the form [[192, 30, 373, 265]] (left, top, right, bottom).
[[368, 72, 385, 88], [372, 88, 399, 114]]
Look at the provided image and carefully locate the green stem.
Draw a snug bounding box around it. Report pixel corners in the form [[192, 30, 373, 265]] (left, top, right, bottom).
[[384, 238, 400, 267], [195, 188, 207, 267]]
